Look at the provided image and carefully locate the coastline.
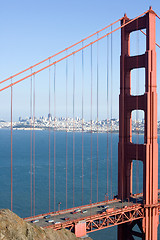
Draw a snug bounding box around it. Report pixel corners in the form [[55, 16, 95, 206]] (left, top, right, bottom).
[[0, 126, 155, 135]]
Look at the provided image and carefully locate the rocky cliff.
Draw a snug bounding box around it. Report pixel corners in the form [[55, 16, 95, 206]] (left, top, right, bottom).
[[0, 209, 92, 240]]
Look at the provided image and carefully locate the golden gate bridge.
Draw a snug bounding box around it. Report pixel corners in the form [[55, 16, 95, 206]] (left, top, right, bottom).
[[0, 7, 160, 239]]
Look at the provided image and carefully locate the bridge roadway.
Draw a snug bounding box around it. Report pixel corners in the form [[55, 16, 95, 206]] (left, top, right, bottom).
[[24, 192, 160, 233]]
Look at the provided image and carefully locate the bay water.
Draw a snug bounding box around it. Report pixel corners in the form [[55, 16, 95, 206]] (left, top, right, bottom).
[[0, 129, 159, 239]]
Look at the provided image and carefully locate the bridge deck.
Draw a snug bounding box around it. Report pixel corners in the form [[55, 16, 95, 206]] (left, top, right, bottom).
[[24, 192, 160, 233]]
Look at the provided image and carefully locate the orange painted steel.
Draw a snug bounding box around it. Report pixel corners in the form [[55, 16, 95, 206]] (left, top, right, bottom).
[[140, 29, 160, 48], [110, 27, 113, 199], [106, 36, 109, 200], [44, 204, 145, 234], [73, 54, 75, 207], [10, 81, 13, 211], [53, 65, 56, 212], [90, 45, 93, 204], [24, 200, 160, 237], [65, 55, 68, 209], [118, 7, 158, 239], [48, 63, 51, 213], [0, 17, 123, 86], [24, 197, 119, 221], [24, 194, 160, 221], [96, 35, 99, 203], [0, 11, 149, 93], [81, 45, 84, 206], [30, 74, 33, 216], [33, 75, 36, 217], [75, 221, 86, 238], [155, 13, 160, 20]]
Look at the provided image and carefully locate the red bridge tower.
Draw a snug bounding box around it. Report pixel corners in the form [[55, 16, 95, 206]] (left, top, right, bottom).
[[118, 7, 159, 239]]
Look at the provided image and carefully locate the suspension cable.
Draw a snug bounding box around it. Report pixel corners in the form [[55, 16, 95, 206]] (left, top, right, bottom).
[[96, 33, 99, 203], [10, 78, 13, 212], [54, 64, 56, 212], [81, 42, 84, 205], [48, 60, 51, 212], [90, 45, 93, 204], [106, 35, 109, 201], [33, 74, 36, 216], [66, 51, 68, 209], [140, 29, 160, 48], [30, 70, 33, 216], [110, 25, 113, 199], [136, 19, 139, 197], [155, 12, 160, 20], [3, 9, 159, 92], [73, 54, 75, 207], [0, 17, 123, 86], [0, 10, 149, 92]]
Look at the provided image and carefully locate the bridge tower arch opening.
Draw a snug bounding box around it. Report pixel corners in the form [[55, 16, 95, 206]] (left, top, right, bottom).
[[118, 7, 159, 240], [132, 159, 143, 195]]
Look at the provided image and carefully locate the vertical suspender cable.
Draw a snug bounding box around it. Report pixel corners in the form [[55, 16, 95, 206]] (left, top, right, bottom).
[[49, 60, 51, 212], [33, 74, 36, 216], [106, 36, 109, 200], [82, 43, 84, 205], [136, 19, 139, 196], [96, 34, 99, 203], [11, 78, 13, 212], [66, 52, 68, 209], [90, 45, 93, 203], [30, 70, 33, 216], [73, 54, 75, 207], [54, 64, 56, 211], [110, 26, 113, 199]]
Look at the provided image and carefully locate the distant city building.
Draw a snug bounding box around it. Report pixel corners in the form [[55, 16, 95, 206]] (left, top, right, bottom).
[[1, 115, 160, 133], [48, 113, 52, 121]]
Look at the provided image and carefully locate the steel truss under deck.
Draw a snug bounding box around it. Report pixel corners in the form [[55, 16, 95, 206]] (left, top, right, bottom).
[[45, 204, 144, 233]]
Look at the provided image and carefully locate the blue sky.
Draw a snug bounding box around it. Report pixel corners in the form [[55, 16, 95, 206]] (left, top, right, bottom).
[[0, 0, 159, 73], [0, 0, 160, 120]]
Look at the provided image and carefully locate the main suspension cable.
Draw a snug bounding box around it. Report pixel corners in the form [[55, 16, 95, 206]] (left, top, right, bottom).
[[140, 29, 160, 48], [155, 12, 160, 20], [0, 10, 149, 92], [0, 17, 123, 86]]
